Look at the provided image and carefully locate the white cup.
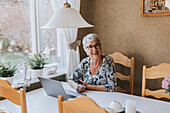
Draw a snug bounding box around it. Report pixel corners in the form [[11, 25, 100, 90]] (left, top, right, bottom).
[[125, 100, 136, 113], [109, 101, 124, 112]]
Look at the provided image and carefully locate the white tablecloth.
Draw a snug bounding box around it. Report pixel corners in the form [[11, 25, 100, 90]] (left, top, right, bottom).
[[0, 82, 170, 113]]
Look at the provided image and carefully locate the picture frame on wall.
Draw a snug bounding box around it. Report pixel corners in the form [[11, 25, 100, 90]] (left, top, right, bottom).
[[141, 0, 170, 16]]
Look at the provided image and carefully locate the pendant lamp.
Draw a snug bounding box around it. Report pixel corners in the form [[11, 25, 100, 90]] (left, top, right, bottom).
[[41, 1, 93, 28]]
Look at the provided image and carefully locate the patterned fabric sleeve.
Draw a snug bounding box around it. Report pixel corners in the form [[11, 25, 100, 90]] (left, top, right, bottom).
[[68, 61, 84, 81], [104, 57, 117, 92]]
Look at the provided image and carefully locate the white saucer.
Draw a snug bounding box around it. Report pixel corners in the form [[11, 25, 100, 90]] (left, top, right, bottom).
[[115, 108, 124, 112], [119, 108, 140, 113]]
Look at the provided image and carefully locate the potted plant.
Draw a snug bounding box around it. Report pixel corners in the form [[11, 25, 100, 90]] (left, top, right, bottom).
[[0, 62, 18, 85], [27, 53, 47, 79]]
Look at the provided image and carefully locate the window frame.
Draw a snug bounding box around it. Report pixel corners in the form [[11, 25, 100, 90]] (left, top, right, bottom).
[[30, 0, 66, 67], [0, 0, 67, 87]]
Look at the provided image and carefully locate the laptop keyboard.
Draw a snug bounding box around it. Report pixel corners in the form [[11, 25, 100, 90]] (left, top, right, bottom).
[[65, 90, 87, 96]]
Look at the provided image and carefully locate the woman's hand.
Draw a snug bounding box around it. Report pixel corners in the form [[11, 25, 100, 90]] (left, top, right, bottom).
[[76, 84, 86, 93], [80, 80, 105, 91], [79, 80, 89, 88], [68, 80, 86, 93]]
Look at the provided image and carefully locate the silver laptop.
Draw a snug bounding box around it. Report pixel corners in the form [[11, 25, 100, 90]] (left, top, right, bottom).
[[38, 77, 86, 100]]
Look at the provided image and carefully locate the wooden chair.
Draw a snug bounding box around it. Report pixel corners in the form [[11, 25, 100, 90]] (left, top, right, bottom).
[[142, 63, 170, 100], [109, 52, 135, 95], [58, 96, 108, 113], [0, 79, 27, 113]]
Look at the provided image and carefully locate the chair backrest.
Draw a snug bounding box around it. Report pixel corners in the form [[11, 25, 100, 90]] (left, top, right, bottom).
[[0, 79, 27, 113], [58, 96, 108, 113], [142, 63, 170, 99], [109, 52, 135, 95]]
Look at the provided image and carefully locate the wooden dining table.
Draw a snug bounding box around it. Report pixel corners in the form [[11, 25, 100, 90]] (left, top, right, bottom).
[[0, 82, 170, 113]]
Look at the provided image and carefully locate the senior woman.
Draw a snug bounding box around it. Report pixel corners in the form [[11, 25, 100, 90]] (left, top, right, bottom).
[[68, 33, 117, 93]]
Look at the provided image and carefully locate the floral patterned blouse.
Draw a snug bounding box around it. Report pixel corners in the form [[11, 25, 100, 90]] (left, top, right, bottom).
[[68, 55, 117, 92]]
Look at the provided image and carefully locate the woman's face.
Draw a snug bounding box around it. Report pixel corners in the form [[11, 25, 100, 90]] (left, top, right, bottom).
[[85, 41, 102, 60]]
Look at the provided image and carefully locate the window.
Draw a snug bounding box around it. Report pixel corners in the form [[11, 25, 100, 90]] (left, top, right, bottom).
[[0, 0, 65, 66], [0, 0, 31, 64], [37, 0, 65, 66], [0, 0, 66, 82]]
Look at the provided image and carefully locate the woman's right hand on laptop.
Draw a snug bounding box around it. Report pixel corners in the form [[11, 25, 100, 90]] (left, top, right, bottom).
[[68, 80, 86, 93], [76, 84, 86, 93]]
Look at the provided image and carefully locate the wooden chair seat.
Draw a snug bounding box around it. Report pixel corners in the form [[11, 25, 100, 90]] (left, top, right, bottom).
[[58, 96, 108, 113], [0, 79, 27, 113], [109, 52, 135, 95], [142, 63, 170, 100]]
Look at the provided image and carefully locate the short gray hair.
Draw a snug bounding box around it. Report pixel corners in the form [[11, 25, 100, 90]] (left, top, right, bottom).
[[82, 33, 100, 50]]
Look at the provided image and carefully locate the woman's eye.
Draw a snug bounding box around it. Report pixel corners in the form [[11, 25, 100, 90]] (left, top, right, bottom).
[[87, 46, 92, 48]]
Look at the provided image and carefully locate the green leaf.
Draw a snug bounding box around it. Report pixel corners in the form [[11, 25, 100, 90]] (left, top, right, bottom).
[[0, 62, 18, 77], [27, 52, 48, 69]]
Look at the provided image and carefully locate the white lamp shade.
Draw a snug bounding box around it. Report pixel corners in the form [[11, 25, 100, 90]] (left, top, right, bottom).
[[41, 7, 94, 28]]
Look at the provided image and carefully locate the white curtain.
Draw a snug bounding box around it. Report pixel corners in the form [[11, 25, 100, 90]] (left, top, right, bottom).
[[50, 0, 81, 80]]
